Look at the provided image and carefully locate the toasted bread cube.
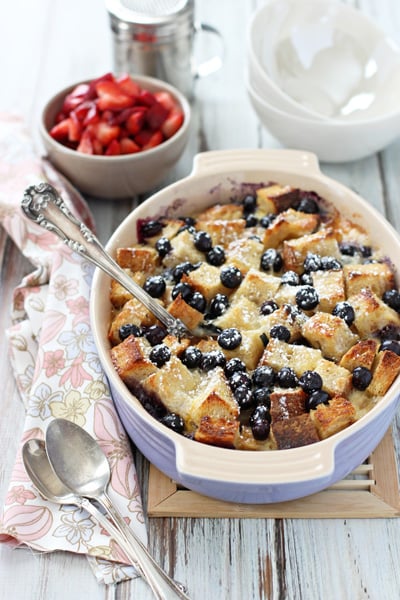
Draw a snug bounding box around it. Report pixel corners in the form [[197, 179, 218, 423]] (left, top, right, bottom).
[[274, 283, 300, 307], [260, 339, 322, 374], [314, 359, 352, 397], [140, 218, 184, 246], [111, 336, 157, 384], [116, 246, 158, 272], [195, 219, 246, 246], [262, 208, 319, 249], [349, 289, 400, 338], [282, 228, 341, 273], [196, 203, 243, 221], [194, 416, 240, 448], [255, 184, 298, 214], [233, 268, 281, 304], [223, 329, 266, 370], [344, 263, 395, 297], [183, 262, 228, 301], [162, 228, 205, 267], [213, 297, 260, 330], [110, 271, 146, 308], [301, 312, 359, 362], [339, 339, 378, 371], [271, 414, 320, 449], [162, 334, 191, 356], [109, 297, 159, 344], [142, 356, 201, 421], [311, 270, 346, 313], [309, 396, 356, 439], [367, 350, 400, 396], [167, 294, 204, 330], [270, 388, 307, 422], [188, 367, 239, 427], [225, 237, 264, 274]]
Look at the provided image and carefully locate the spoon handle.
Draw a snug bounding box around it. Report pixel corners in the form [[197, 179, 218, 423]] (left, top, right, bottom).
[[97, 491, 191, 600], [21, 182, 190, 339]]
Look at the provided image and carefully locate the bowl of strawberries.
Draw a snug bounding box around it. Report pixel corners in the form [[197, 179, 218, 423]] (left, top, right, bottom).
[[40, 72, 191, 198]]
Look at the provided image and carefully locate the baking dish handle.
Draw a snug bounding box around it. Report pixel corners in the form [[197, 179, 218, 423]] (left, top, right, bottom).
[[191, 148, 321, 177]]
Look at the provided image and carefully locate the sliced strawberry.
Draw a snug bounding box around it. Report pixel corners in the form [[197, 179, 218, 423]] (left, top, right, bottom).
[[105, 139, 121, 155], [92, 138, 103, 155], [62, 83, 91, 114], [92, 121, 121, 146], [142, 130, 164, 150], [76, 129, 94, 154], [145, 101, 169, 131], [161, 110, 184, 138], [153, 91, 178, 112], [96, 81, 134, 111], [82, 102, 99, 126], [68, 112, 82, 142], [88, 72, 115, 98], [126, 110, 146, 135], [120, 137, 140, 154], [49, 118, 71, 141], [116, 73, 141, 97], [137, 89, 156, 107]]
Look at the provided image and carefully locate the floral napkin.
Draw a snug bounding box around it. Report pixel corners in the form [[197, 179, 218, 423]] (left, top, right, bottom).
[[0, 113, 147, 585]]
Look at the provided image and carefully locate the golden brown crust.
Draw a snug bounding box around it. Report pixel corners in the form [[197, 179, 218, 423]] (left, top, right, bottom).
[[309, 396, 356, 439], [270, 388, 307, 422], [367, 350, 400, 396], [339, 339, 379, 371], [271, 414, 320, 449], [194, 416, 239, 448]]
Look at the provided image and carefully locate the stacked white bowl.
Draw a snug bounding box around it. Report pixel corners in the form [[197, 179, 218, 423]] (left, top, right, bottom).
[[246, 0, 400, 162]]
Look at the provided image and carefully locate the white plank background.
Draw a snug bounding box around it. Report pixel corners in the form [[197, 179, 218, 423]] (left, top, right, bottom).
[[1, 1, 400, 599]]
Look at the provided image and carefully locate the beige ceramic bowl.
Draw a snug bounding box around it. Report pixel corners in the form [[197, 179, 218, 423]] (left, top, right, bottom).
[[40, 75, 191, 199]]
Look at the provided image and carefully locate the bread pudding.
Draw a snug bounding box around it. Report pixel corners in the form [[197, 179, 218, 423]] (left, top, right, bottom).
[[108, 184, 400, 451]]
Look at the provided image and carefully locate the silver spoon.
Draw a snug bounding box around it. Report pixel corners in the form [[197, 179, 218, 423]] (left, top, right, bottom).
[[45, 418, 190, 600], [22, 438, 154, 578], [21, 182, 213, 339]]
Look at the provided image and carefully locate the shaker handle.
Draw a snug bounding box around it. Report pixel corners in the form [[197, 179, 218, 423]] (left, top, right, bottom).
[[191, 149, 321, 177], [193, 22, 224, 78]]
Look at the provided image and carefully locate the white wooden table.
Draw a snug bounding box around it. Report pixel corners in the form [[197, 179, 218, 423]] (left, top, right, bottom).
[[1, 1, 400, 599]]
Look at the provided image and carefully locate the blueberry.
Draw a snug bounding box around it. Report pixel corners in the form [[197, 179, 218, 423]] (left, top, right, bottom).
[[250, 418, 271, 441], [299, 370, 323, 393], [224, 358, 247, 378], [193, 230, 212, 252], [360, 245, 372, 258], [321, 256, 342, 270], [187, 291, 206, 313], [296, 195, 319, 214], [383, 289, 400, 313], [200, 350, 226, 371], [208, 293, 229, 318], [259, 214, 276, 228], [380, 339, 400, 355], [140, 219, 163, 238], [180, 346, 202, 368], [270, 324, 291, 342], [300, 273, 314, 286], [119, 323, 142, 340], [229, 371, 252, 390], [177, 224, 196, 235], [242, 194, 257, 214], [303, 252, 322, 272], [295, 286, 319, 310], [260, 300, 279, 315], [145, 325, 167, 346], [143, 275, 166, 298], [206, 245, 225, 266], [159, 413, 184, 434], [281, 270, 300, 286], [250, 404, 272, 425], [252, 365, 275, 388], [260, 248, 283, 272], [181, 216, 196, 227], [173, 261, 197, 282], [305, 390, 330, 411], [352, 366, 372, 390], [234, 385, 254, 409], [220, 265, 243, 288], [245, 214, 258, 227], [217, 328, 242, 350], [149, 344, 171, 367], [252, 387, 271, 407], [155, 236, 172, 257], [332, 301, 355, 326], [339, 242, 357, 256], [276, 367, 298, 388], [171, 282, 193, 301]]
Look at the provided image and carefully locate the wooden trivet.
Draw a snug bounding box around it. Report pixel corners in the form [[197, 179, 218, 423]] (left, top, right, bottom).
[[147, 430, 400, 518]]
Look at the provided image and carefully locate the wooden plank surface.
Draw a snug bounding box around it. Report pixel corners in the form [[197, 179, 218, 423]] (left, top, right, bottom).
[[1, 1, 400, 599]]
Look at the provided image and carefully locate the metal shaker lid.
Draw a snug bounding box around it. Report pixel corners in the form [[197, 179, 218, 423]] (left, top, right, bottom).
[[106, 0, 195, 40]]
